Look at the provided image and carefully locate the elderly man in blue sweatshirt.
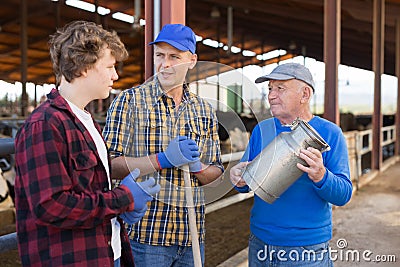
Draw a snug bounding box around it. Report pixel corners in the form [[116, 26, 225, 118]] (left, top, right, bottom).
[[230, 63, 352, 266]]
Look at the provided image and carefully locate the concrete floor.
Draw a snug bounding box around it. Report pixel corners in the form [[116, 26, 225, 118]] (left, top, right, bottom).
[[331, 160, 400, 267], [218, 160, 400, 267], [1, 161, 399, 267]]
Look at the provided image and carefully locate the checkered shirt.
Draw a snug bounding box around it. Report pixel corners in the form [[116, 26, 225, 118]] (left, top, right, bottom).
[[103, 78, 223, 246]]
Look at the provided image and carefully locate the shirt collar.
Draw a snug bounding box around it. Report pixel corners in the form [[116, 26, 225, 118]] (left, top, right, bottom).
[[47, 88, 70, 111], [151, 78, 195, 106]]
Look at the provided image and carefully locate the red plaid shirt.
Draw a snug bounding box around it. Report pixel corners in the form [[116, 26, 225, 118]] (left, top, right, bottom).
[[14, 89, 135, 267]]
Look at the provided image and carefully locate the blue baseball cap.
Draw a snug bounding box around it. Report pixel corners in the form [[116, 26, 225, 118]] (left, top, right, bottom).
[[149, 24, 196, 54], [255, 63, 315, 92]]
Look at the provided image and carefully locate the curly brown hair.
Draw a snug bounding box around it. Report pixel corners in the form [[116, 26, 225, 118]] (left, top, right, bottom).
[[49, 20, 128, 86]]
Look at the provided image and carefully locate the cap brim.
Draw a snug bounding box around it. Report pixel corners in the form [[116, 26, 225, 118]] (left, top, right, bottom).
[[149, 39, 191, 53], [255, 73, 295, 84]]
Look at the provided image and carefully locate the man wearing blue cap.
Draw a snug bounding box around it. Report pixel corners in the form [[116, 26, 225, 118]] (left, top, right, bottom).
[[103, 24, 224, 266], [230, 63, 352, 266]]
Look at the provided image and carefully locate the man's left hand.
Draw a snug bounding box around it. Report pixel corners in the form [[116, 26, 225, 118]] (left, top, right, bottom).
[[120, 206, 147, 225], [297, 147, 325, 183]]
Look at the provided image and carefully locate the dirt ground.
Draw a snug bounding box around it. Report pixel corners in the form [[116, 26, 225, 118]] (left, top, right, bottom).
[[205, 196, 252, 267]]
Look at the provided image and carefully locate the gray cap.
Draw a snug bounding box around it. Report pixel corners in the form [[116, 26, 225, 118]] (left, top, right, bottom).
[[255, 63, 315, 91]]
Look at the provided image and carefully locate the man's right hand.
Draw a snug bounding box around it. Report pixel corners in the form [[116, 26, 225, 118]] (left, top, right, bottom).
[[156, 136, 200, 169], [229, 162, 249, 188], [120, 169, 161, 212]]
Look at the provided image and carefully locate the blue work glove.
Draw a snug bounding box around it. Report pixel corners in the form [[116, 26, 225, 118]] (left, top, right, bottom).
[[120, 206, 147, 225], [189, 160, 202, 173], [120, 169, 161, 212], [157, 136, 200, 169]]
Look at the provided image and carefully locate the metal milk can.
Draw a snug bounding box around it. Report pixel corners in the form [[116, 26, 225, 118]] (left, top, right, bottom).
[[242, 118, 330, 204]]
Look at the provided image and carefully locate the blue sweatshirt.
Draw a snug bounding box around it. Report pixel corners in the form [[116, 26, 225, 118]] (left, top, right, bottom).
[[236, 116, 352, 246]]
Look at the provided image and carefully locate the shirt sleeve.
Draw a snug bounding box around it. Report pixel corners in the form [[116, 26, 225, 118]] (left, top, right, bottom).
[[203, 109, 224, 172], [103, 90, 134, 159], [15, 120, 134, 230], [313, 126, 353, 206]]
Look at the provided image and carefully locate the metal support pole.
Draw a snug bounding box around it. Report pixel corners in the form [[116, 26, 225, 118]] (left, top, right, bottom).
[[153, 0, 160, 40], [227, 6, 233, 54], [323, 0, 340, 125], [34, 84, 37, 108], [20, 0, 28, 117], [372, 0, 384, 170], [144, 0, 154, 80], [134, 0, 141, 26], [395, 19, 400, 156], [161, 0, 185, 26]]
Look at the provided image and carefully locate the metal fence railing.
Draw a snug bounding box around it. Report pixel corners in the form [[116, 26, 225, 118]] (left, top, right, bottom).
[[0, 138, 15, 157], [0, 232, 17, 254]]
